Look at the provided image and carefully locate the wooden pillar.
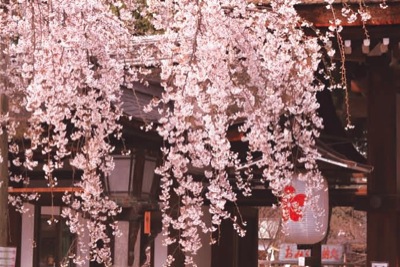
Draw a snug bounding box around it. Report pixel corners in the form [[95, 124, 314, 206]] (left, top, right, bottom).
[[301, 242, 321, 267], [366, 55, 400, 266], [8, 208, 21, 267], [0, 25, 10, 247], [211, 207, 258, 267]]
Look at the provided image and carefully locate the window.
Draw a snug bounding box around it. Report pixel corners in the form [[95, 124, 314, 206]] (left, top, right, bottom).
[[38, 207, 75, 267]]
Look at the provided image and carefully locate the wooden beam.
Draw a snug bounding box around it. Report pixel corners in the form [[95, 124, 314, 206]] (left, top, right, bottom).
[[296, 2, 400, 27], [8, 187, 82, 193]]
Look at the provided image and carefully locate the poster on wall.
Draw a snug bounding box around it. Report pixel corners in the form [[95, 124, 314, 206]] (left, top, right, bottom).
[[279, 243, 344, 264]]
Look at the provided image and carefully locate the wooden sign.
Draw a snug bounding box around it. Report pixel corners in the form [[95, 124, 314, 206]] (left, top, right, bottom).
[[279, 244, 344, 264], [144, 211, 151, 234]]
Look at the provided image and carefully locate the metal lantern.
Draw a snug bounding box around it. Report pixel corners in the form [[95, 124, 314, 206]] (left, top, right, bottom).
[[281, 174, 329, 245], [104, 150, 160, 266], [104, 152, 158, 207]]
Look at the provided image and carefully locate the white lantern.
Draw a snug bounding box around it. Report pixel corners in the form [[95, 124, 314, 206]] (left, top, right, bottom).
[[281, 174, 329, 244]]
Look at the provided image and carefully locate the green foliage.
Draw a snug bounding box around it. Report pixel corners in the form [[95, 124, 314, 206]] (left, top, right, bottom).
[[132, 10, 160, 35], [110, 0, 162, 36], [133, 0, 162, 35]]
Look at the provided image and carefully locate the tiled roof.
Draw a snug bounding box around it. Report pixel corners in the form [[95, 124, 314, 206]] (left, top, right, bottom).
[[121, 82, 162, 123]]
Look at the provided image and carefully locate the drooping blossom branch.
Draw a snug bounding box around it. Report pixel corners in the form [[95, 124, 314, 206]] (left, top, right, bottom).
[[1, 0, 137, 265], [324, 0, 388, 130], [0, 0, 387, 266], [144, 0, 327, 264]]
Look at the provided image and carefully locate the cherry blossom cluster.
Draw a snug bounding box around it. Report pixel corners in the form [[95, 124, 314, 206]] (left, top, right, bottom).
[[0, 0, 383, 266], [1, 0, 137, 265], [145, 0, 326, 264]]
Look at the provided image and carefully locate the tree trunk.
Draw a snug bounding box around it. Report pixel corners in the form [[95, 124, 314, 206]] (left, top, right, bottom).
[[0, 34, 10, 246], [0, 94, 9, 246]]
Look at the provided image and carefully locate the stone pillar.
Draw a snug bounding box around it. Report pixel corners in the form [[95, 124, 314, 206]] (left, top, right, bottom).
[[366, 55, 400, 266]]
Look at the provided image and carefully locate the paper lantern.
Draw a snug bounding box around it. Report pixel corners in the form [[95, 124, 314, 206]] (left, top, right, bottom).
[[281, 174, 329, 244]]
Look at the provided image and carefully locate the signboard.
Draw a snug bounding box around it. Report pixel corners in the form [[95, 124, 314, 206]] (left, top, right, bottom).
[[279, 243, 311, 263], [0, 247, 16, 267], [371, 262, 389, 267], [144, 211, 151, 234], [321, 244, 344, 264], [279, 243, 344, 264]]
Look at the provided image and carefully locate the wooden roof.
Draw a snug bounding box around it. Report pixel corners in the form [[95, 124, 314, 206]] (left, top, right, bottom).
[[296, 1, 400, 27]]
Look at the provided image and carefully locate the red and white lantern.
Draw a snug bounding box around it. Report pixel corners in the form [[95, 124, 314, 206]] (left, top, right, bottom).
[[281, 174, 329, 244]]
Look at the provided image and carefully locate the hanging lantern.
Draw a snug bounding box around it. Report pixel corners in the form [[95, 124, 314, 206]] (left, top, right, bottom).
[[281, 174, 329, 245]]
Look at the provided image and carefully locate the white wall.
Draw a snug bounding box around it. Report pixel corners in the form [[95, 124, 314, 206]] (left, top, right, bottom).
[[113, 221, 130, 267], [20, 203, 35, 267], [154, 230, 167, 267], [77, 215, 90, 267], [41, 206, 60, 216]]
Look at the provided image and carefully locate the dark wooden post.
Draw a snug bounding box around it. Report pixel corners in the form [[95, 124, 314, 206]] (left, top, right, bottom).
[[298, 242, 321, 267], [366, 55, 400, 266], [211, 206, 258, 267]]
